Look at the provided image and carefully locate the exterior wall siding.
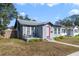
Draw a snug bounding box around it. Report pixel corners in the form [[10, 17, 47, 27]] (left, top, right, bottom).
[[52, 27, 67, 38], [35, 26, 42, 38], [60, 27, 67, 36], [16, 22, 23, 39], [22, 26, 32, 39], [73, 27, 79, 36], [22, 26, 43, 39]]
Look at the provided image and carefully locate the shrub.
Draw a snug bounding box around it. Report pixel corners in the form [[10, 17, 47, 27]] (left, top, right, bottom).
[[29, 39, 43, 42], [54, 37, 58, 40], [58, 36, 64, 39], [54, 36, 64, 40], [39, 39, 42, 41], [75, 34, 79, 37], [0, 30, 5, 36]]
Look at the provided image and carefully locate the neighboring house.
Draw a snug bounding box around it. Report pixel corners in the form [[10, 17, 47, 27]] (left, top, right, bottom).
[[65, 26, 79, 36], [15, 19, 79, 41]]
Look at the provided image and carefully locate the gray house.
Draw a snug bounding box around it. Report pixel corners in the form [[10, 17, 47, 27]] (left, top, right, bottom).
[[15, 19, 79, 41]]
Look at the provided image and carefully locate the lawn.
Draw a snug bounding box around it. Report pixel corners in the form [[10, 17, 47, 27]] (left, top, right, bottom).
[[0, 38, 79, 56], [55, 36, 79, 45]]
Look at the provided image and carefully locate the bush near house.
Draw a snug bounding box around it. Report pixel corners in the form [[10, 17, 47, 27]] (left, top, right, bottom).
[[75, 35, 79, 40], [54, 36, 65, 40], [55, 35, 79, 45], [29, 39, 43, 42]]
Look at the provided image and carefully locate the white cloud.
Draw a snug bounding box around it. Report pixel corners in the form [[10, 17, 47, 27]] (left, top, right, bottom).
[[31, 3, 59, 7], [46, 3, 59, 7], [54, 16, 60, 19], [19, 12, 26, 16], [72, 3, 79, 6], [16, 3, 59, 7], [69, 9, 79, 15], [40, 3, 45, 5], [16, 3, 26, 6]]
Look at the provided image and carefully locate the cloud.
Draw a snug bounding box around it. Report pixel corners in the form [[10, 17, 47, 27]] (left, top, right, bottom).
[[69, 9, 79, 15], [72, 3, 79, 6], [31, 3, 59, 7], [46, 3, 59, 7], [19, 12, 26, 16], [55, 16, 60, 20], [16, 3, 59, 7], [16, 3, 26, 6], [40, 3, 45, 5]]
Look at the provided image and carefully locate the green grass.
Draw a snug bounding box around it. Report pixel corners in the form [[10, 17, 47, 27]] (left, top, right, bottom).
[[0, 38, 79, 56], [55, 36, 79, 45]]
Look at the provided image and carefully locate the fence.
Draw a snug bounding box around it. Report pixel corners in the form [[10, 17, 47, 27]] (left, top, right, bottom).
[[4, 29, 17, 39]]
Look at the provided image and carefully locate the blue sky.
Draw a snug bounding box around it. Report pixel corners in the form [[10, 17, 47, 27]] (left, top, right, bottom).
[[8, 3, 79, 27]]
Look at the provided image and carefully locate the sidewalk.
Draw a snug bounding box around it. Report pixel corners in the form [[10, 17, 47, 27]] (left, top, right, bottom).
[[48, 40, 79, 56], [68, 51, 79, 56], [51, 40, 79, 48]]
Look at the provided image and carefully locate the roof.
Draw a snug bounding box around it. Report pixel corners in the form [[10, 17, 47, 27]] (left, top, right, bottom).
[[16, 19, 61, 27], [17, 19, 39, 26], [52, 24, 61, 27]]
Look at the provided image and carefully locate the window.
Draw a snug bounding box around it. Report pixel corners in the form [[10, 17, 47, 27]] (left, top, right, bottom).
[[62, 29, 65, 33], [32, 27, 35, 34], [32, 27, 35, 31], [27, 27, 30, 35], [58, 28, 60, 34], [54, 28, 57, 34], [74, 29, 78, 33], [51, 31, 53, 33]]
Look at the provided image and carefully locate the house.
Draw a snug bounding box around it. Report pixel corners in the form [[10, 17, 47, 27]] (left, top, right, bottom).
[[15, 19, 55, 40], [63, 26, 79, 36], [15, 19, 79, 41], [52, 25, 79, 37]]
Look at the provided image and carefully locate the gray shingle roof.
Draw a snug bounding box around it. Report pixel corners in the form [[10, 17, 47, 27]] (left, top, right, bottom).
[[17, 19, 39, 26], [17, 19, 61, 27], [17, 19, 53, 26]]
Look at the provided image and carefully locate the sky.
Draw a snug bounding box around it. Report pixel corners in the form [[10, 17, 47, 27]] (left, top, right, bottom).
[[8, 3, 79, 27]]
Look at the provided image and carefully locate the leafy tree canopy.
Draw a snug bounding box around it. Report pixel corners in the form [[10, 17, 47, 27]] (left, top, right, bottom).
[[0, 3, 17, 30], [18, 14, 31, 20], [55, 15, 79, 27]]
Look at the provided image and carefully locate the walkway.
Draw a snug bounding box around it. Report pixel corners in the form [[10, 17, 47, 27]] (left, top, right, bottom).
[[68, 51, 79, 56], [48, 40, 79, 56], [49, 40, 79, 48]]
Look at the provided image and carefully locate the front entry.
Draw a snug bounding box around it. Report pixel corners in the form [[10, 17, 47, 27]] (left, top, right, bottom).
[[46, 26, 51, 39]]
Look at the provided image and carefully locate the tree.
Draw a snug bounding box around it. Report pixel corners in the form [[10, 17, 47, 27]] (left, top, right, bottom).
[[63, 19, 73, 27], [18, 15, 24, 20], [74, 17, 79, 26], [55, 19, 73, 27], [0, 3, 17, 30], [0, 3, 17, 36], [24, 15, 31, 20], [18, 14, 31, 20], [55, 19, 63, 25]]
